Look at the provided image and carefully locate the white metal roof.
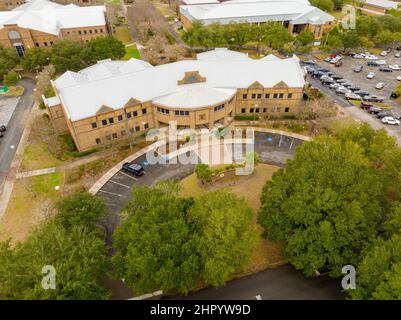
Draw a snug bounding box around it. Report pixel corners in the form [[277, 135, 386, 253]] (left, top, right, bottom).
[[179, 0, 334, 25], [181, 0, 220, 5], [153, 84, 237, 109], [0, 1, 105, 36], [196, 48, 251, 61], [53, 49, 306, 121], [364, 0, 399, 9]]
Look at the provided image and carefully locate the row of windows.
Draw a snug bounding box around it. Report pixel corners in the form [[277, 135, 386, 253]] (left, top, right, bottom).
[[214, 104, 225, 112], [66, 28, 104, 36], [92, 109, 147, 128], [175, 110, 190, 117], [157, 107, 170, 114], [35, 41, 54, 47], [242, 93, 293, 100], [241, 107, 290, 113], [94, 124, 149, 144]]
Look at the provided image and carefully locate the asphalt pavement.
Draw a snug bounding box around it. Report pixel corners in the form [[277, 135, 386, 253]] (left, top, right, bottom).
[[0, 79, 35, 190]]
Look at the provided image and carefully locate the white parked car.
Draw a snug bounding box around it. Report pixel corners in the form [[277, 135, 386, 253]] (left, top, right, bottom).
[[336, 86, 349, 94], [380, 50, 388, 56], [353, 54, 364, 59], [395, 51, 401, 58], [397, 75, 401, 81], [330, 56, 343, 64], [382, 116, 400, 125], [390, 65, 401, 71], [376, 60, 386, 65], [365, 55, 378, 60], [329, 83, 341, 89], [375, 82, 385, 89], [345, 92, 362, 100], [367, 72, 376, 79]]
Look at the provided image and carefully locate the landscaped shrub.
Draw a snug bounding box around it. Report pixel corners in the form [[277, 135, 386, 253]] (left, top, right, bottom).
[[234, 115, 260, 121]]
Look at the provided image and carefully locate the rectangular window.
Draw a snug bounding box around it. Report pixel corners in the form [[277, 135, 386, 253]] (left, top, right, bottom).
[[118, 115, 123, 121], [44, 42, 48, 47], [250, 108, 254, 113], [251, 94, 256, 99], [265, 93, 270, 99], [84, 30, 87, 34], [108, 117, 114, 124], [241, 108, 246, 113], [126, 112, 131, 118], [279, 93, 284, 99], [255, 108, 260, 113], [144, 123, 149, 129], [79, 31, 82, 35], [35, 42, 39, 47], [214, 104, 224, 112], [257, 94, 262, 99], [133, 111, 138, 117], [95, 138, 101, 145], [288, 93, 293, 99], [273, 93, 278, 99], [263, 108, 267, 113], [142, 108, 147, 114], [102, 119, 107, 126], [135, 126, 140, 132], [95, 29, 98, 34], [285, 107, 290, 113], [242, 94, 247, 100], [89, 30, 93, 34], [91, 122, 97, 129], [112, 133, 118, 139]]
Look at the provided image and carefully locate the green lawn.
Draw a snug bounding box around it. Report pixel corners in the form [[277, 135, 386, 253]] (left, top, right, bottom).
[[114, 26, 133, 45], [124, 45, 141, 60]]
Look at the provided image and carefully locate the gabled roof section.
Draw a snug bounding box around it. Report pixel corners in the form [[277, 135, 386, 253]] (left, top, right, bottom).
[[273, 81, 289, 88], [260, 54, 280, 61], [96, 105, 113, 114], [197, 48, 251, 61], [125, 98, 142, 107], [248, 81, 264, 88]]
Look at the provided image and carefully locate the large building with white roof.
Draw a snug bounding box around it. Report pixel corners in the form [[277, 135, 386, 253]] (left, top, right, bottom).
[[44, 48, 306, 152], [179, 0, 335, 38], [360, 0, 400, 15], [0, 0, 108, 56], [0, 0, 26, 11]]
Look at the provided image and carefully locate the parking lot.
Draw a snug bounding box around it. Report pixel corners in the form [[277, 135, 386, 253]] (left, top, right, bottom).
[[317, 51, 401, 105]]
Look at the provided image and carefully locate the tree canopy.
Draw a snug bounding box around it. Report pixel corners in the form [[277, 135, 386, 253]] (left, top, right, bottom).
[[20, 47, 51, 72], [0, 44, 19, 80], [112, 182, 256, 295], [259, 124, 401, 278], [0, 192, 110, 299]]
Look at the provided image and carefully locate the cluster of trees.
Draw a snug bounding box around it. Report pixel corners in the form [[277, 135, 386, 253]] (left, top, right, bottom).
[[259, 123, 401, 299], [182, 21, 315, 54], [0, 36, 125, 81], [324, 15, 401, 51], [310, 0, 344, 12], [112, 181, 257, 295], [0, 192, 110, 299]]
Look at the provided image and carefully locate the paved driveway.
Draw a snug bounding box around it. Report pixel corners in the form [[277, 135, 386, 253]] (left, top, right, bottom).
[[0, 79, 35, 189], [95, 132, 342, 300], [170, 264, 344, 300]]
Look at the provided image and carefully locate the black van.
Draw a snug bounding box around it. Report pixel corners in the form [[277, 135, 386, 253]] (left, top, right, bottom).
[[122, 162, 144, 176]]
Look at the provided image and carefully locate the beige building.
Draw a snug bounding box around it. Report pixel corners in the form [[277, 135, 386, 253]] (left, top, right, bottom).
[[44, 49, 306, 152], [179, 0, 335, 38], [0, 0, 108, 56], [0, 0, 26, 11], [360, 0, 400, 15]]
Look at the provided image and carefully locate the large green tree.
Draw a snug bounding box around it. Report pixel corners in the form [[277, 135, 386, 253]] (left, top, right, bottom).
[[0, 223, 110, 300], [259, 126, 395, 277], [21, 47, 51, 72], [0, 44, 19, 80], [87, 36, 126, 63], [113, 182, 256, 294], [51, 40, 91, 73], [351, 234, 401, 300]]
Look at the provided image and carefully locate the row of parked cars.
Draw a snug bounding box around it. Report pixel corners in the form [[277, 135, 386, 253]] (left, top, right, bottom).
[[360, 101, 400, 126], [304, 61, 386, 102], [303, 60, 400, 126]]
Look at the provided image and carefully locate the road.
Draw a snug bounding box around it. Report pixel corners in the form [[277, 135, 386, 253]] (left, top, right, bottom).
[[170, 264, 344, 300], [0, 79, 35, 190]]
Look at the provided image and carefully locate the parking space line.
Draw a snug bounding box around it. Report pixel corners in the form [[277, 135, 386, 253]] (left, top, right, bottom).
[[118, 171, 138, 181], [108, 180, 131, 189], [98, 190, 127, 197]]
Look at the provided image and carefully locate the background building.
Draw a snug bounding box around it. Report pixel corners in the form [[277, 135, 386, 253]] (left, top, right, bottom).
[[360, 0, 400, 15], [0, 0, 26, 11], [0, 0, 108, 56], [179, 0, 334, 38], [44, 48, 306, 152]]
